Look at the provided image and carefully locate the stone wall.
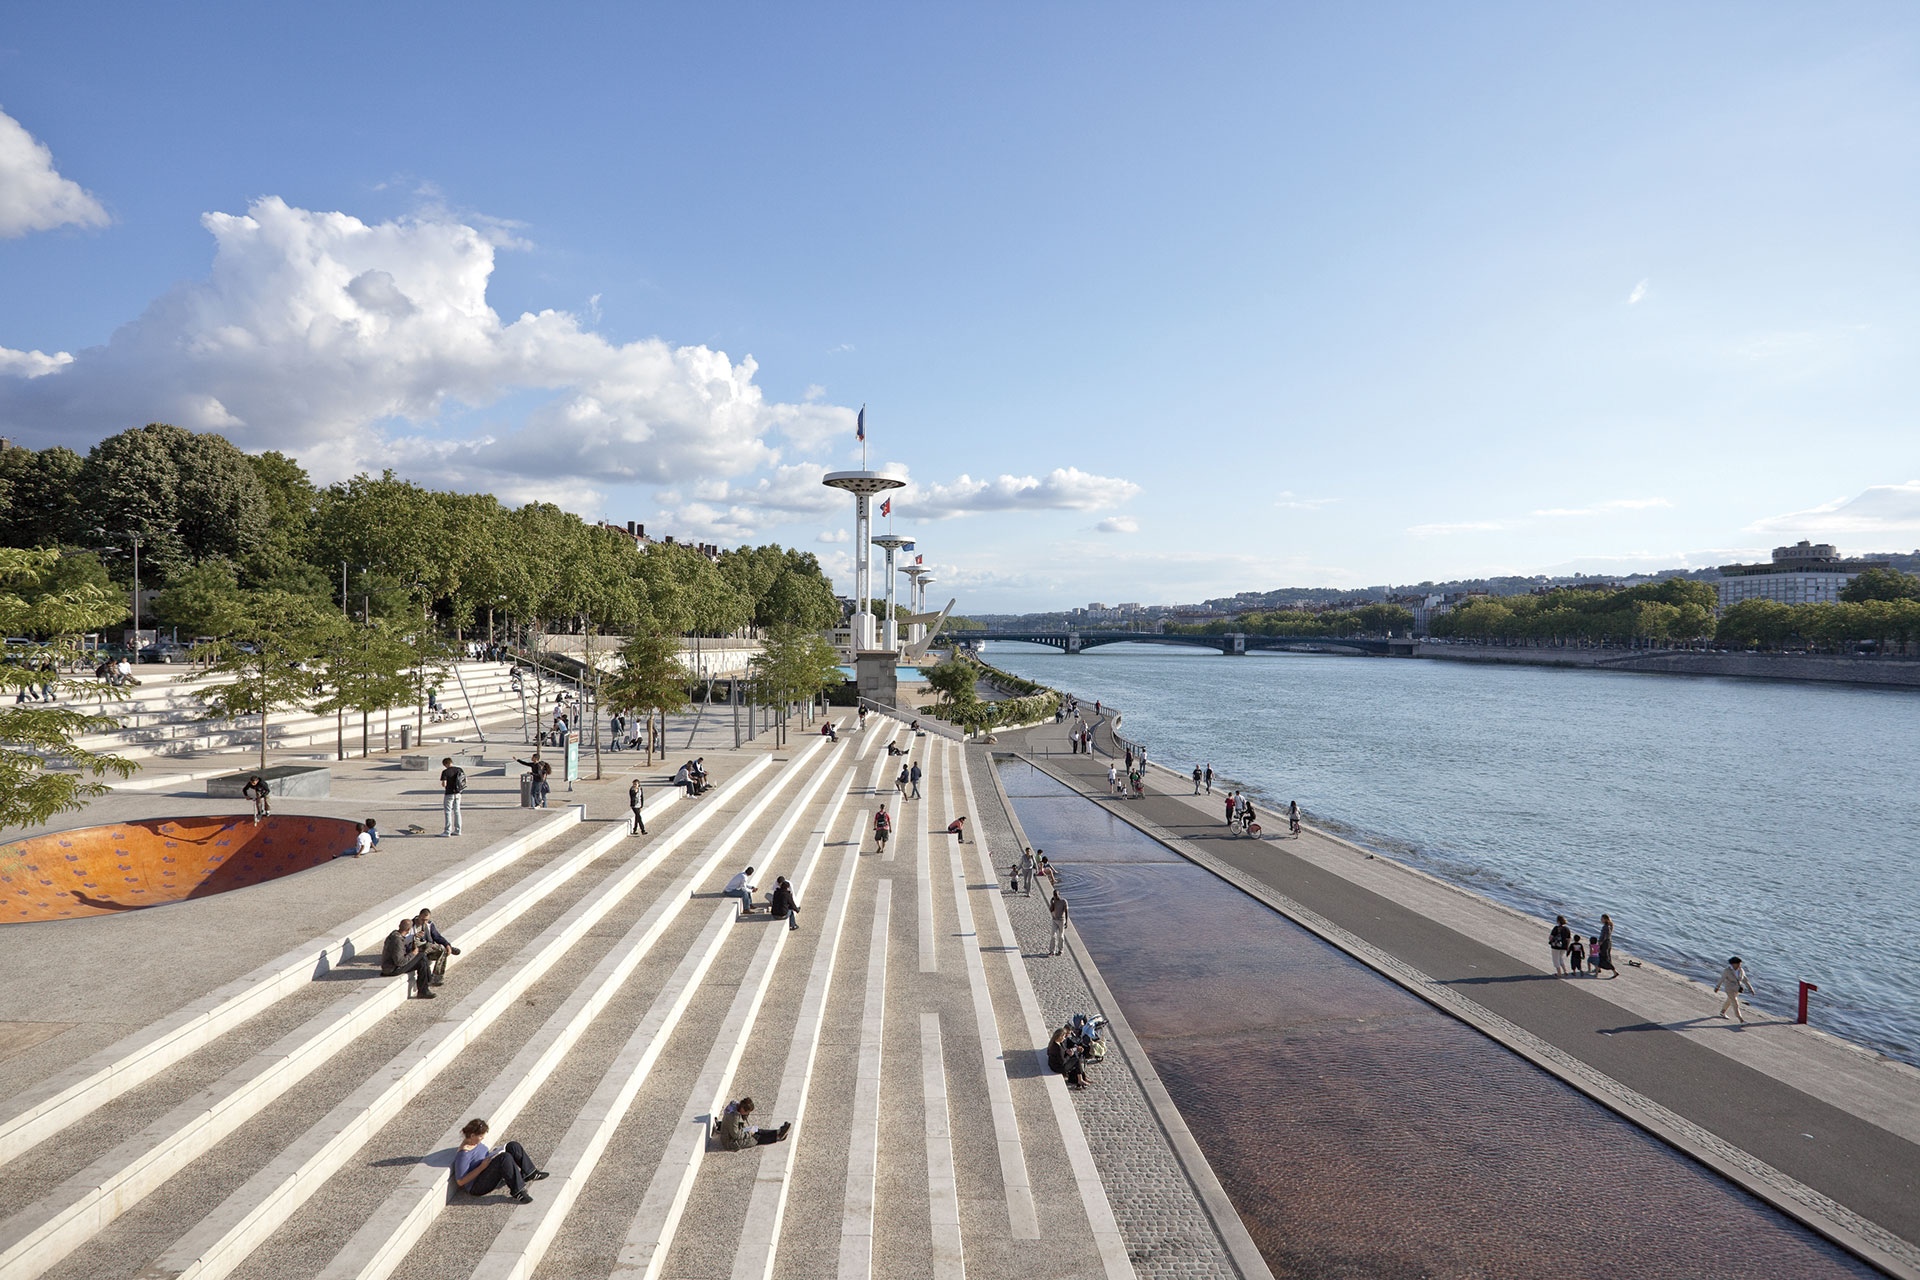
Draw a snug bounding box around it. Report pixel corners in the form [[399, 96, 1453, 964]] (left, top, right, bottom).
[[1417, 642, 1920, 689]]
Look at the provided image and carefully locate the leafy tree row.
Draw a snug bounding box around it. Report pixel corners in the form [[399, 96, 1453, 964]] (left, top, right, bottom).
[[0, 425, 842, 641], [1426, 579, 1719, 646], [1713, 598, 1920, 652], [1167, 601, 1415, 638]]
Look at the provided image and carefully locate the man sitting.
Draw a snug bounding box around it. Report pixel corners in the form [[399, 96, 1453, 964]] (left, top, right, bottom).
[[714, 1097, 791, 1149], [723, 866, 759, 915], [767, 876, 800, 933], [946, 815, 968, 844], [413, 907, 461, 986], [380, 917, 436, 998], [821, 720, 838, 742]]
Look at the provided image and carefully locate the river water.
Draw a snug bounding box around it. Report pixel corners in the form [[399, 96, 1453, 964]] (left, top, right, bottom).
[[984, 643, 1920, 1064]]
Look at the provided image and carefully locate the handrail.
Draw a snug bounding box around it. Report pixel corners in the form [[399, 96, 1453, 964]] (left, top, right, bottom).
[[859, 695, 965, 741]]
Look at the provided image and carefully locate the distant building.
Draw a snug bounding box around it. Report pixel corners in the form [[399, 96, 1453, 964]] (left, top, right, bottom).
[[1711, 542, 1888, 611]]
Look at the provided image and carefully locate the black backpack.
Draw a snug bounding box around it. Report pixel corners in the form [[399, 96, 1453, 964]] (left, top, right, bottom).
[[448, 768, 467, 794]]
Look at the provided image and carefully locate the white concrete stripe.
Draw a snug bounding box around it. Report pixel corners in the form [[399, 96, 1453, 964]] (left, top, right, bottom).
[[311, 741, 829, 1280], [921, 1012, 966, 1280], [943, 747, 1039, 1238], [730, 805, 870, 1280], [603, 762, 855, 1280], [955, 745, 1135, 1280], [0, 796, 635, 1280], [835, 881, 893, 1280], [917, 740, 940, 972], [0, 806, 583, 1158], [133, 765, 740, 1280]]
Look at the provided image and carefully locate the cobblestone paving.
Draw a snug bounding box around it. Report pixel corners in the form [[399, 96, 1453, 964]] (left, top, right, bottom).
[[967, 742, 1241, 1280]]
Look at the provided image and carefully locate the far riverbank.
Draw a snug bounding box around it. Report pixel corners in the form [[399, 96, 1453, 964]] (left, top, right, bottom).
[[1416, 640, 1920, 689]]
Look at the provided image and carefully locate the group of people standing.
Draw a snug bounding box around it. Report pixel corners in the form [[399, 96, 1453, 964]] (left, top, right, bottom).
[[1547, 913, 1619, 978]]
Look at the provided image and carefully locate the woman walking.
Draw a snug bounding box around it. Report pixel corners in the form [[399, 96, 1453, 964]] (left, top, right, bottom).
[[1548, 915, 1571, 975], [1593, 913, 1618, 978], [1287, 800, 1300, 837]]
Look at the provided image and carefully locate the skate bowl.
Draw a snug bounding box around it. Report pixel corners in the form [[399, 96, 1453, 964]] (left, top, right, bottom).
[[0, 815, 363, 923]]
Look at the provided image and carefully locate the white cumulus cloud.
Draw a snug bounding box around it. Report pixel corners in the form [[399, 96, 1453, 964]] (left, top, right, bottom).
[[908, 467, 1139, 518], [0, 196, 797, 490], [1096, 516, 1139, 534], [1748, 482, 1920, 541], [0, 107, 108, 238], [1628, 279, 1649, 305]]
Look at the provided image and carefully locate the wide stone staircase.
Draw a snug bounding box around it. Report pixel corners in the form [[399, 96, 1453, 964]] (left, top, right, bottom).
[[48, 663, 539, 768], [1, 715, 1131, 1280]]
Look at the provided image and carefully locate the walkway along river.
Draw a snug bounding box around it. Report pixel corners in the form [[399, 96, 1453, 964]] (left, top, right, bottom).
[[984, 642, 1920, 1066], [996, 759, 1882, 1280]]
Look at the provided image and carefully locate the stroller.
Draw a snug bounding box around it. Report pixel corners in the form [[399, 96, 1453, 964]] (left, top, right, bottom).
[[1063, 1013, 1109, 1062]]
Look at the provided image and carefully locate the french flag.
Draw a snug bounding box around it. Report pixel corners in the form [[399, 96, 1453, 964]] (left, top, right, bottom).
[[856, 406, 865, 442]]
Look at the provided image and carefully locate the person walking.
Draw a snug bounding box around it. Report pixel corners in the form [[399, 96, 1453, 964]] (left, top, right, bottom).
[[452, 1119, 547, 1203], [1548, 915, 1572, 975], [1204, 763, 1213, 795], [1568, 935, 1586, 975], [1594, 913, 1618, 978], [896, 764, 910, 796], [909, 760, 923, 799], [628, 778, 647, 836], [439, 757, 466, 837], [242, 775, 270, 824], [873, 805, 892, 854], [1191, 765, 1202, 794], [1108, 763, 1121, 796], [1048, 892, 1071, 956], [1715, 956, 1754, 1021], [1287, 800, 1300, 837], [1224, 790, 1237, 827], [1020, 847, 1037, 896]]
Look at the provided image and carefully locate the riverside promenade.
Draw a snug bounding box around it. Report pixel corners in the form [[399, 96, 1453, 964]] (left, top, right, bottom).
[[0, 700, 1267, 1280], [998, 710, 1920, 1278]]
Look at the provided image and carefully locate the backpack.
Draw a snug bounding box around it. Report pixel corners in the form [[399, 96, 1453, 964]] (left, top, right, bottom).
[[448, 768, 467, 794]]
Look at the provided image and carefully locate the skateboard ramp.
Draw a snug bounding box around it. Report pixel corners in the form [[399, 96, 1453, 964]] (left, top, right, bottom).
[[0, 815, 364, 923]]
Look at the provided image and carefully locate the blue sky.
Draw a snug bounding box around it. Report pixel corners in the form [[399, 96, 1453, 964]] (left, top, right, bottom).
[[3, 3, 1918, 611]]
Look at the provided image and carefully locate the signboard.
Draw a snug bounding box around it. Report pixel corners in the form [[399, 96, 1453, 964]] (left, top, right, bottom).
[[564, 736, 579, 783]]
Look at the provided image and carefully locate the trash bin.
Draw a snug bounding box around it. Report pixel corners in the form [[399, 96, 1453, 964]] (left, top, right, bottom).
[[519, 773, 534, 808], [400, 724, 413, 749]]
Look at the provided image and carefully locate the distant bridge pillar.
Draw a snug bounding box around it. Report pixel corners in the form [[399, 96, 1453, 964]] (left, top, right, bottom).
[[1066, 632, 1082, 655], [1221, 632, 1247, 655]]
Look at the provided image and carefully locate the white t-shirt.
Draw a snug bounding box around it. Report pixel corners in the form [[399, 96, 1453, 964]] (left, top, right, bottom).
[[725, 871, 754, 894], [355, 831, 374, 856]]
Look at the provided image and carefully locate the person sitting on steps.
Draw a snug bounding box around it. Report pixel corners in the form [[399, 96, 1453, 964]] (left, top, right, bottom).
[[413, 907, 461, 986], [380, 917, 437, 998], [724, 866, 759, 914], [714, 1097, 791, 1149], [1048, 1027, 1089, 1090], [767, 875, 800, 932], [452, 1118, 547, 1203]]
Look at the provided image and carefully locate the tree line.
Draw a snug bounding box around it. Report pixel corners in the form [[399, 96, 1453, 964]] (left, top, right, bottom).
[[0, 423, 843, 641], [1167, 601, 1415, 638]]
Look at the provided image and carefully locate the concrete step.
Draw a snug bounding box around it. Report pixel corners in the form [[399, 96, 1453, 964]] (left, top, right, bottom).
[[12, 713, 1135, 1280]]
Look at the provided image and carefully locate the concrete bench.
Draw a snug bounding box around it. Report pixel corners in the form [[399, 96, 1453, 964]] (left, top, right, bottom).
[[206, 765, 331, 798]]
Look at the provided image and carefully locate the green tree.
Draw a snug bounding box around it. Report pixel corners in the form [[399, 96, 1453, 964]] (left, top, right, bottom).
[[1840, 567, 1920, 604], [922, 654, 979, 712], [0, 445, 85, 549], [750, 622, 842, 746], [75, 424, 269, 582], [154, 557, 247, 639], [0, 548, 138, 830], [190, 592, 345, 773], [603, 630, 691, 766]]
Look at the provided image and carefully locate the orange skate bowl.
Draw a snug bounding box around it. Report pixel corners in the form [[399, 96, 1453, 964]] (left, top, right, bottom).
[[0, 815, 364, 923]]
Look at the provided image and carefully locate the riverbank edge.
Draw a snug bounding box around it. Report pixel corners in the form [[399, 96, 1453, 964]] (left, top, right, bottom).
[[1016, 749, 1920, 1280], [1416, 642, 1920, 689], [977, 748, 1274, 1280]]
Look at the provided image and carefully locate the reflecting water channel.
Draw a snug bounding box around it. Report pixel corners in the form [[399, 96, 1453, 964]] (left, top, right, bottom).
[[999, 759, 1877, 1280]]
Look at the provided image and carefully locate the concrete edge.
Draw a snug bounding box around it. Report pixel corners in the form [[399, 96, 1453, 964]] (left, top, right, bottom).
[[985, 751, 1274, 1280], [1020, 752, 1920, 1280]]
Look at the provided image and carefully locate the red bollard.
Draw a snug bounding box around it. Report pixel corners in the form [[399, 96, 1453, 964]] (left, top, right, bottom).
[[1798, 981, 1818, 1024]]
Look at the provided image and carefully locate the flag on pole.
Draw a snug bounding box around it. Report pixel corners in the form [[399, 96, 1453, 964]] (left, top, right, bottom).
[[914, 554, 922, 564], [880, 498, 891, 517], [856, 406, 865, 442]]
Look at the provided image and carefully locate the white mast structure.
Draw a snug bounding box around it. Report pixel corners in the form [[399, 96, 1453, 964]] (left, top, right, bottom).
[[821, 407, 904, 652], [871, 534, 913, 651]]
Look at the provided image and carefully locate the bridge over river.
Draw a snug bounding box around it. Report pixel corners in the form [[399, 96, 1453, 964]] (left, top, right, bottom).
[[940, 628, 1414, 656]]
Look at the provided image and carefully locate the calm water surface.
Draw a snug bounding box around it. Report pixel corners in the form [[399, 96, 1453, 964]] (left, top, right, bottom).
[[987, 643, 1920, 1063]]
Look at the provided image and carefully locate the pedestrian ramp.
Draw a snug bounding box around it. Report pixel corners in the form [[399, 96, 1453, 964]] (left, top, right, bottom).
[[5, 719, 1135, 1280]]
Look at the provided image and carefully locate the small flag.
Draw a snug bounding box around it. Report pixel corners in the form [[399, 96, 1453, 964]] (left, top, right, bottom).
[[856, 406, 865, 442], [914, 554, 922, 565], [880, 498, 891, 517]]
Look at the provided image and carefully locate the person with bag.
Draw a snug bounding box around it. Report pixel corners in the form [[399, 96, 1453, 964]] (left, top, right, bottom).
[[1548, 915, 1572, 975], [439, 757, 467, 837], [515, 752, 552, 808], [714, 1098, 790, 1149], [1047, 1027, 1088, 1090], [873, 805, 892, 854]]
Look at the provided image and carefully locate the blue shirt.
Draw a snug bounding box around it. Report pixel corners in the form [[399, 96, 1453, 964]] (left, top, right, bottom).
[[452, 1142, 492, 1184]]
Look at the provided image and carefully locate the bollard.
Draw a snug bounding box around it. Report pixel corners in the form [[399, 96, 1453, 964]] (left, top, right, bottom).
[[1798, 980, 1818, 1024]]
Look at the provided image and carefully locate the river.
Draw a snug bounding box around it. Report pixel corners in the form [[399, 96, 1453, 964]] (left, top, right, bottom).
[[983, 642, 1920, 1065]]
